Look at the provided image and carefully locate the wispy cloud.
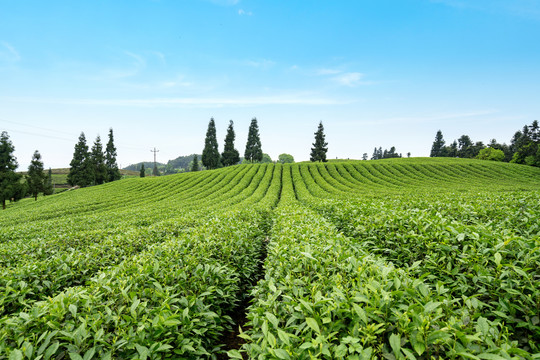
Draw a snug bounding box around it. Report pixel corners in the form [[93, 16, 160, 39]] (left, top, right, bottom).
[[100, 51, 146, 79], [0, 41, 21, 62], [243, 59, 275, 69], [316, 68, 342, 75], [332, 72, 364, 87], [354, 109, 500, 125], [2, 94, 352, 107], [238, 9, 253, 16]]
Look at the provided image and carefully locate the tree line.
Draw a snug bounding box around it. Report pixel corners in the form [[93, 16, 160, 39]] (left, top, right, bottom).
[[430, 120, 540, 166], [0, 131, 54, 209], [67, 129, 121, 186], [201, 118, 328, 169]]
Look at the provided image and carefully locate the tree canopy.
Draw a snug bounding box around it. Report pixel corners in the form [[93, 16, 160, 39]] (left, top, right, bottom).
[[221, 120, 240, 166], [26, 150, 46, 201], [0, 131, 23, 209], [244, 118, 263, 163], [310, 121, 328, 162], [202, 118, 221, 169]]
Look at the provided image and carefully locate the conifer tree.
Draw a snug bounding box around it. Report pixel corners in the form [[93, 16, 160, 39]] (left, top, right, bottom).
[[221, 120, 240, 166], [191, 155, 200, 172], [310, 121, 328, 162], [105, 128, 121, 182], [202, 118, 221, 169], [44, 168, 54, 195], [244, 118, 263, 163], [430, 130, 446, 157], [67, 132, 94, 187], [140, 163, 145, 178], [92, 135, 108, 185], [0, 131, 22, 210], [152, 164, 160, 176], [26, 150, 46, 201]]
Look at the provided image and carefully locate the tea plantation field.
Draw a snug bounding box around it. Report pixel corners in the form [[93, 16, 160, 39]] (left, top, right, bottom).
[[1, 158, 539, 359]]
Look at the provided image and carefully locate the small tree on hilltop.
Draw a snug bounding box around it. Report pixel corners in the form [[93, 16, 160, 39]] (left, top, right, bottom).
[[310, 121, 328, 162], [26, 150, 46, 201], [140, 163, 145, 178], [278, 153, 294, 164], [221, 120, 240, 166], [0, 131, 22, 209], [44, 168, 54, 195], [105, 128, 121, 182], [430, 130, 446, 157], [68, 132, 94, 187], [202, 118, 221, 169], [191, 155, 200, 172], [92, 135, 108, 185], [244, 118, 263, 163]]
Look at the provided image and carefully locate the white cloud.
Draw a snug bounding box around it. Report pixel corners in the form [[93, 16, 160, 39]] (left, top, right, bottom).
[[238, 9, 253, 15], [0, 41, 21, 62], [316, 68, 341, 75], [243, 59, 275, 68], [332, 72, 364, 87]]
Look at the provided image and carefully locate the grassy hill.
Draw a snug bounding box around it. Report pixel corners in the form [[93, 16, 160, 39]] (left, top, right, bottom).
[[1, 158, 539, 359]]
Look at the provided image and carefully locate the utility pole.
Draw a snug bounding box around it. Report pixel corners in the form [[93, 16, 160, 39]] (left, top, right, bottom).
[[150, 147, 160, 176]]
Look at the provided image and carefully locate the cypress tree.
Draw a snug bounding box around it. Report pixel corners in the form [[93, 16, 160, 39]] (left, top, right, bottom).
[[91, 135, 108, 185], [191, 155, 200, 172], [105, 128, 121, 182], [244, 118, 263, 163], [67, 132, 94, 187], [430, 130, 446, 157], [140, 163, 145, 178], [202, 118, 220, 169], [0, 131, 22, 210], [221, 120, 240, 166], [152, 164, 160, 176], [26, 150, 46, 201], [310, 121, 328, 162], [44, 168, 54, 195]]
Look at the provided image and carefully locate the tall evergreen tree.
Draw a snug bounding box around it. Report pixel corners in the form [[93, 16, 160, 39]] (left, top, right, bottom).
[[91, 135, 108, 185], [221, 120, 240, 166], [202, 118, 221, 169], [0, 131, 22, 210], [140, 163, 145, 178], [26, 150, 46, 201], [152, 164, 160, 176], [105, 128, 121, 182], [310, 121, 328, 162], [191, 154, 200, 172], [44, 168, 54, 195], [67, 132, 94, 187], [430, 130, 446, 157], [244, 118, 263, 163]]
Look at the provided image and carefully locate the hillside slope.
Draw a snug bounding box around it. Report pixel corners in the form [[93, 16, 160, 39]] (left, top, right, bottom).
[[1, 158, 539, 359]]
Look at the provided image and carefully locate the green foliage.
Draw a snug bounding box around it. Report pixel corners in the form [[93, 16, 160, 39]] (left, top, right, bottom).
[[43, 168, 54, 195], [310, 121, 328, 162], [0, 131, 22, 210], [1, 158, 540, 358], [190, 155, 199, 172], [278, 153, 294, 164], [221, 120, 240, 166], [202, 118, 221, 169], [430, 130, 446, 157], [139, 164, 145, 178], [67, 133, 94, 187], [477, 147, 505, 161], [26, 150, 46, 201], [244, 118, 263, 163], [105, 128, 121, 182], [91, 136, 108, 185]]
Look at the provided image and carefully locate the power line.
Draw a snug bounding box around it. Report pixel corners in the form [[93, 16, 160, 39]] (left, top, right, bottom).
[[150, 147, 160, 174]]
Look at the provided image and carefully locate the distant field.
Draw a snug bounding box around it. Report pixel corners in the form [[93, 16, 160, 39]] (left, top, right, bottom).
[[19, 168, 140, 190], [2, 158, 539, 359]]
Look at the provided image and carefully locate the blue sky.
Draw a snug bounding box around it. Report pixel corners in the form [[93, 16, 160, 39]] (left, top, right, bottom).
[[1, 0, 539, 169]]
